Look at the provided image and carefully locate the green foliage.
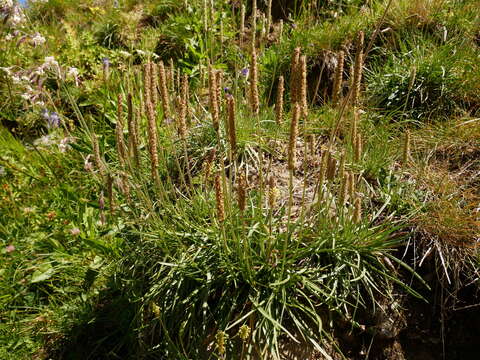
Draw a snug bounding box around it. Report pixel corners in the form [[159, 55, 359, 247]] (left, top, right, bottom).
[[367, 40, 480, 120], [154, 11, 206, 67], [120, 186, 408, 358], [95, 20, 126, 49]]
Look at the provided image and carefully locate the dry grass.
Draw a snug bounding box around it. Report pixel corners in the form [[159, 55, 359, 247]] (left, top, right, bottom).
[[405, 118, 480, 294]]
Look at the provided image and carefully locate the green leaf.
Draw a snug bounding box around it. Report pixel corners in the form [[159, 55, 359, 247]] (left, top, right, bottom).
[[30, 263, 55, 283]]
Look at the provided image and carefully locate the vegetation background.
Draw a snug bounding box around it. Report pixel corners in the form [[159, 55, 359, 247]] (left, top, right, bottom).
[[1, 0, 479, 359]]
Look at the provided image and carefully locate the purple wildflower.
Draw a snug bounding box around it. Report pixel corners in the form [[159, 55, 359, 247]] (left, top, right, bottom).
[[240, 68, 249, 77], [41, 108, 49, 120], [223, 87, 230, 94], [48, 112, 60, 129]]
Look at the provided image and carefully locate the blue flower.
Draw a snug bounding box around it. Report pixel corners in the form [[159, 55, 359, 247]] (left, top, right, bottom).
[[240, 68, 249, 77], [42, 109, 60, 129], [41, 108, 49, 120], [49, 112, 60, 128]]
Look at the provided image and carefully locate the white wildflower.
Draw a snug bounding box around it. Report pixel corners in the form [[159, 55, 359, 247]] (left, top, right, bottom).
[[22, 207, 35, 214], [66, 67, 79, 86], [11, 75, 21, 84], [0, 67, 12, 76], [31, 32, 46, 46], [58, 137, 75, 153], [66, 67, 79, 77], [70, 227, 81, 236], [118, 50, 131, 58], [44, 56, 59, 68], [84, 154, 94, 172], [41, 56, 61, 75], [34, 134, 55, 146], [33, 67, 45, 76], [9, 6, 25, 26]]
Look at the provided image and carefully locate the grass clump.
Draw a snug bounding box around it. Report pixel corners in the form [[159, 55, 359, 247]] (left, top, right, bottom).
[[366, 40, 480, 121]]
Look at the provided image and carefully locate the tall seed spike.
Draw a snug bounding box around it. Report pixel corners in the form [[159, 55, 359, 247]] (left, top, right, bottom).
[[92, 133, 106, 177], [150, 62, 158, 110], [178, 74, 188, 139], [214, 172, 225, 222], [158, 61, 170, 121], [326, 156, 337, 181], [288, 103, 300, 171], [143, 62, 151, 113], [332, 50, 345, 105], [299, 55, 308, 119], [352, 31, 364, 106], [251, 0, 257, 38], [290, 47, 301, 104], [275, 76, 284, 124]]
